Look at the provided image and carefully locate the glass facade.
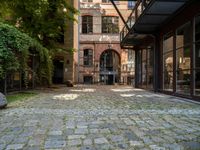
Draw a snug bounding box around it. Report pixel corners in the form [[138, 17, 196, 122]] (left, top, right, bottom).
[[163, 33, 173, 91], [161, 16, 200, 99], [195, 15, 200, 96], [137, 47, 154, 89], [176, 22, 191, 94]]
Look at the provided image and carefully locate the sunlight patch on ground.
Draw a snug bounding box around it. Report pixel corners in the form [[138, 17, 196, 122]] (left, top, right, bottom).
[[70, 89, 96, 92], [120, 94, 135, 97], [53, 94, 79, 101], [111, 89, 134, 92]]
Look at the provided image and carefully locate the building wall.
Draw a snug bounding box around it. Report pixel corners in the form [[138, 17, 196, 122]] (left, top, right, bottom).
[[75, 0, 135, 84], [56, 0, 78, 83]]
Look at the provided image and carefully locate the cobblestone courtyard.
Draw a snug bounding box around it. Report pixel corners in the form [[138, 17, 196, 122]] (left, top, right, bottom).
[[0, 85, 200, 150]]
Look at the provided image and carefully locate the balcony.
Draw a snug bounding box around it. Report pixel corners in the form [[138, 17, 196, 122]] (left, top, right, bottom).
[[120, 0, 189, 49]]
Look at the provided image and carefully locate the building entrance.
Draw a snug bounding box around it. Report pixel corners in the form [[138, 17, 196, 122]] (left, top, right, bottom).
[[99, 50, 120, 85]]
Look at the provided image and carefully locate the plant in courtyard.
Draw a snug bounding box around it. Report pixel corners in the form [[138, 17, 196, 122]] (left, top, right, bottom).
[[0, 22, 53, 87], [0, 0, 78, 51]]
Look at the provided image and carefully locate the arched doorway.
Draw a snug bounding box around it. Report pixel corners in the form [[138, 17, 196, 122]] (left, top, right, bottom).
[[99, 49, 120, 85]]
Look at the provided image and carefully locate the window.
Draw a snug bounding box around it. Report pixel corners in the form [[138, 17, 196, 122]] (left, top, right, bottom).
[[102, 0, 109, 3], [176, 22, 191, 95], [84, 49, 93, 66], [163, 32, 174, 91], [195, 15, 200, 96], [128, 1, 135, 9], [82, 16, 93, 34], [82, 0, 93, 2], [102, 16, 119, 33]]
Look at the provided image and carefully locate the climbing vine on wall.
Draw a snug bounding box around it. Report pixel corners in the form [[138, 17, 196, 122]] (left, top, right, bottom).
[[0, 22, 53, 87]]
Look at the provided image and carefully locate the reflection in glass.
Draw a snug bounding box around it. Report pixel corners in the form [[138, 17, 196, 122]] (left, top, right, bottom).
[[176, 69, 190, 94], [163, 33, 173, 91], [176, 22, 191, 48], [195, 70, 200, 96], [195, 16, 200, 96]]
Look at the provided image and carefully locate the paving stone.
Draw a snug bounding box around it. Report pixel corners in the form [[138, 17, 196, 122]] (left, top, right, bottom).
[[94, 138, 108, 144], [68, 135, 86, 140], [44, 140, 66, 149], [124, 131, 139, 141], [48, 130, 62, 136], [149, 145, 166, 150], [129, 141, 144, 147], [163, 143, 183, 150], [75, 128, 88, 134], [99, 129, 110, 134], [68, 139, 82, 146], [110, 135, 124, 142], [6, 144, 25, 150], [26, 146, 41, 150], [117, 142, 128, 149], [83, 139, 92, 145], [89, 129, 99, 134], [0, 144, 5, 150], [180, 141, 200, 150], [80, 146, 96, 150]]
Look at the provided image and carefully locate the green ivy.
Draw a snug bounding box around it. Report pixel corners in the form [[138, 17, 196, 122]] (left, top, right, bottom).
[[0, 22, 53, 87]]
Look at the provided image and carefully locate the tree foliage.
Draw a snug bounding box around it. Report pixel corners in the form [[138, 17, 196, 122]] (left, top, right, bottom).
[[0, 0, 78, 49], [0, 22, 53, 86]]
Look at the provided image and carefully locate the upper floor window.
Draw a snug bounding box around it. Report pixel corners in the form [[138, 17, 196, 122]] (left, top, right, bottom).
[[128, 1, 135, 9], [102, 16, 119, 34], [82, 16, 93, 34], [102, 0, 109, 3], [82, 0, 93, 2], [84, 49, 93, 66]]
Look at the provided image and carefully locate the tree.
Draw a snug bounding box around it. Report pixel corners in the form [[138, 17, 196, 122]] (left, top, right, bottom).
[[0, 0, 78, 50], [0, 22, 53, 90]]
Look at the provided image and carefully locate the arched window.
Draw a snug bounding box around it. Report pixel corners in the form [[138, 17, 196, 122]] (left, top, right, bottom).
[[84, 49, 93, 66], [82, 16, 93, 34]]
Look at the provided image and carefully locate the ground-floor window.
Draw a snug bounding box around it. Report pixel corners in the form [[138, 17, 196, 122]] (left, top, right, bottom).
[[195, 15, 200, 96], [137, 47, 153, 89], [176, 22, 191, 95], [163, 32, 173, 91], [162, 18, 200, 97]]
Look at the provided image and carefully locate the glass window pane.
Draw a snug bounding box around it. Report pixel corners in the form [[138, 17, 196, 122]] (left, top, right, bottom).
[[176, 69, 190, 94], [142, 49, 146, 61], [164, 51, 173, 72], [195, 15, 200, 42], [176, 22, 191, 48], [82, 16, 93, 34], [176, 47, 190, 70], [195, 43, 200, 68], [195, 69, 200, 96], [163, 33, 173, 53], [163, 71, 173, 91]]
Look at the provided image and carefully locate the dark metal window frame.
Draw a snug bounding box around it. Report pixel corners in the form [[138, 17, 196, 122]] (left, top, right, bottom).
[[83, 49, 93, 66], [82, 15, 93, 34], [102, 16, 119, 34]]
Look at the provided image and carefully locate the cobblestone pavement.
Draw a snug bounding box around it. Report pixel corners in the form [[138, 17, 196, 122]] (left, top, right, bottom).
[[0, 85, 200, 150]]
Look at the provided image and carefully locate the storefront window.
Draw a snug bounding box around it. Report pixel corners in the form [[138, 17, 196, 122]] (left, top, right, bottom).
[[163, 32, 173, 91], [142, 49, 147, 88], [176, 22, 191, 94], [195, 15, 200, 96], [147, 47, 153, 89]]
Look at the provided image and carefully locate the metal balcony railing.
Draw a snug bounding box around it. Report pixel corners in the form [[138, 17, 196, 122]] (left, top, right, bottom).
[[120, 0, 151, 42]]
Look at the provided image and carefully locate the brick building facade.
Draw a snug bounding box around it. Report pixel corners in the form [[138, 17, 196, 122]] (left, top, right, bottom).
[[74, 0, 135, 85]]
